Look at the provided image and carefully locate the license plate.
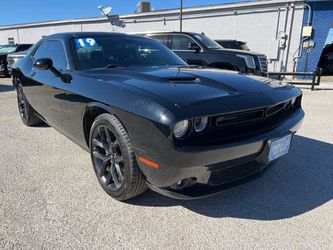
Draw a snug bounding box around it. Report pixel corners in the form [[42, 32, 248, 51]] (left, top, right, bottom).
[[268, 134, 292, 161]]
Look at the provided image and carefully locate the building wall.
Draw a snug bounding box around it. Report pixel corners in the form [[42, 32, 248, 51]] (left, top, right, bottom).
[[297, 0, 333, 73], [18, 24, 84, 44], [179, 6, 304, 72], [118, 1, 306, 72], [0, 0, 307, 72]]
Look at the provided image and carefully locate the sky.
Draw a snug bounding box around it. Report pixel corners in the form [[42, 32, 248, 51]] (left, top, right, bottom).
[[0, 0, 251, 26]]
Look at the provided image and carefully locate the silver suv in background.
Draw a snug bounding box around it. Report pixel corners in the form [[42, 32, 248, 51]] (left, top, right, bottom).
[[7, 51, 29, 75]]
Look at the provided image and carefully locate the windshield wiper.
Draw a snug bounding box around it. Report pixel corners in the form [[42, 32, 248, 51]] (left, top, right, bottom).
[[105, 63, 129, 69], [105, 64, 124, 69]]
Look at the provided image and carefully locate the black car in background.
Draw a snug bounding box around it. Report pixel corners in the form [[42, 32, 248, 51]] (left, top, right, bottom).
[[318, 44, 333, 75], [12, 32, 303, 201], [142, 31, 268, 76], [0, 44, 33, 77], [215, 39, 250, 51]]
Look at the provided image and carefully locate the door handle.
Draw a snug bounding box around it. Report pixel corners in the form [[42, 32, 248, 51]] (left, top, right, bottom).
[[30, 71, 36, 77]]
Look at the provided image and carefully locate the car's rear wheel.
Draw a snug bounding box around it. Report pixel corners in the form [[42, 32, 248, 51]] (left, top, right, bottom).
[[89, 113, 147, 201], [16, 81, 43, 126]]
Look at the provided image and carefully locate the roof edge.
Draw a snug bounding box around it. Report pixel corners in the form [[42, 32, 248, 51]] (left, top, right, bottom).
[[0, 0, 306, 30]]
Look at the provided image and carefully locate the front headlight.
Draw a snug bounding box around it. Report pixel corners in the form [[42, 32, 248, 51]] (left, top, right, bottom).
[[173, 120, 190, 139], [194, 117, 208, 133], [236, 54, 256, 69]]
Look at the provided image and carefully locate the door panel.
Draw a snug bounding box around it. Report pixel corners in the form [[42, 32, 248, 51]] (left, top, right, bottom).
[[29, 71, 68, 129], [174, 51, 203, 66], [170, 34, 203, 66], [24, 40, 69, 131]]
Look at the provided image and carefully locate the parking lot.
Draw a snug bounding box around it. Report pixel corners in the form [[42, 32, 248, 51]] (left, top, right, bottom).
[[0, 77, 332, 249]]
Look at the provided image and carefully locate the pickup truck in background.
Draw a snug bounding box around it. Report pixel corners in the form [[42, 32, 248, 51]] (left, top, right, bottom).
[[0, 44, 33, 77]]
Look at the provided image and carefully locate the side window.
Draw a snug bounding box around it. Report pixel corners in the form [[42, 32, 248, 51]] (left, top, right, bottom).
[[33, 41, 68, 70], [17, 44, 32, 52], [171, 35, 196, 51], [148, 35, 169, 46]]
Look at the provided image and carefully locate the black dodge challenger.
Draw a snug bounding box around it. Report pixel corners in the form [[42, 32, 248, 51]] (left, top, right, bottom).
[[12, 32, 304, 201]]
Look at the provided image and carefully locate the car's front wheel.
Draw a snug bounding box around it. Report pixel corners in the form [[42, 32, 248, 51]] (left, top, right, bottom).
[[16, 81, 43, 126], [89, 113, 147, 201]]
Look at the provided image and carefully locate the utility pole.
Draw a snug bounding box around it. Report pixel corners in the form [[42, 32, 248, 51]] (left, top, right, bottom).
[[180, 0, 183, 32]]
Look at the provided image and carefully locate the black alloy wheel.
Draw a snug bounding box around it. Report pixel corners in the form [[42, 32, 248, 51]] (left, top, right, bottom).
[[17, 84, 28, 122], [15, 78, 42, 126], [91, 125, 125, 192], [89, 114, 147, 201]]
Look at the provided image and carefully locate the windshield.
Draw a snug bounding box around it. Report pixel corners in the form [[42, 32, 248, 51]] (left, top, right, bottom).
[[216, 40, 250, 51], [0, 45, 17, 54], [73, 36, 187, 70], [194, 34, 221, 49]]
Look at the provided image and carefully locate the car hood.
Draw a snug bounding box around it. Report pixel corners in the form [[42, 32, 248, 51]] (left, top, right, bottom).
[[83, 66, 291, 108], [209, 48, 265, 56]]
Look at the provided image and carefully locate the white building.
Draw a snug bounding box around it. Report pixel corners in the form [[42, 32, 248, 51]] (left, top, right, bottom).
[[0, 0, 331, 73]]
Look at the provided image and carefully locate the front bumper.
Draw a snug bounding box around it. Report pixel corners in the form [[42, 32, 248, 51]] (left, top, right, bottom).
[[137, 108, 304, 198], [147, 161, 270, 200], [147, 144, 275, 199]]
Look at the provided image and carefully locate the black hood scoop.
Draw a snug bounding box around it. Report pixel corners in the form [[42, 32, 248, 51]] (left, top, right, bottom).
[[166, 75, 199, 83]]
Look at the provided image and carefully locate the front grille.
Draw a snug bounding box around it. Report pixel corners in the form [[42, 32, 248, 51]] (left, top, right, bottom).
[[174, 95, 302, 147], [266, 102, 290, 117], [216, 109, 264, 126], [258, 56, 268, 73]]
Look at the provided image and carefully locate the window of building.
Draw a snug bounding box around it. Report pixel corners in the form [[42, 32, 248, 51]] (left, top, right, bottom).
[[8, 37, 15, 45]]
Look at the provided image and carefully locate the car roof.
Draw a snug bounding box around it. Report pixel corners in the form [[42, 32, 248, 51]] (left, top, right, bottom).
[[141, 31, 203, 36], [44, 32, 138, 40]]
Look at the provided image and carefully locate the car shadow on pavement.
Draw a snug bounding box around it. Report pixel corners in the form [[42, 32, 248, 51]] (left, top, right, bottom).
[[0, 83, 14, 92], [129, 135, 333, 220]]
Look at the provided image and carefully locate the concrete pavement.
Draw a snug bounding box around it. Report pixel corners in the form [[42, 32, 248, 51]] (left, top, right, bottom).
[[0, 77, 332, 249]]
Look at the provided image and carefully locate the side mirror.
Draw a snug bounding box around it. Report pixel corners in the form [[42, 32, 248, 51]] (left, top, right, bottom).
[[33, 58, 53, 70], [188, 42, 200, 52], [33, 58, 72, 83]]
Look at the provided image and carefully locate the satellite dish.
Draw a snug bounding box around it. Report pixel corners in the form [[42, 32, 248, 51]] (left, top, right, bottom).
[[98, 6, 112, 16], [97, 5, 126, 29]]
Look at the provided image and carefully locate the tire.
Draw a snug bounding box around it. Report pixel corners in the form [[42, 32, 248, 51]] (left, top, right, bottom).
[[89, 113, 147, 201], [16, 82, 43, 126]]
